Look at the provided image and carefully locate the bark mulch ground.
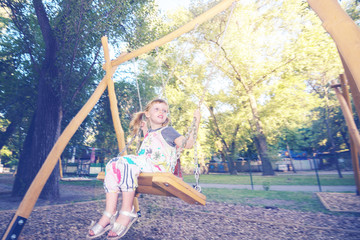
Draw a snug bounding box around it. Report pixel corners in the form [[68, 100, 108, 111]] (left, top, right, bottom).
[[316, 192, 360, 213], [1, 174, 360, 240], [1, 194, 360, 239]]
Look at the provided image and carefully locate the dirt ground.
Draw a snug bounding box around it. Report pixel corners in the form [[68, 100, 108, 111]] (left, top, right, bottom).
[[1, 174, 360, 240]]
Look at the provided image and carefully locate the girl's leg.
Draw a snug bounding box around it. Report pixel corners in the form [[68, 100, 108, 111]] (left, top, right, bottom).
[[98, 192, 119, 226], [108, 191, 136, 237], [88, 192, 118, 236]]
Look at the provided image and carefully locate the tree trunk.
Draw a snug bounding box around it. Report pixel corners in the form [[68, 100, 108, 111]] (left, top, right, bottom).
[[208, 106, 237, 175], [253, 132, 274, 175], [338, 128, 351, 150], [229, 124, 240, 175], [12, 78, 62, 199], [12, 0, 62, 199], [247, 93, 275, 176]]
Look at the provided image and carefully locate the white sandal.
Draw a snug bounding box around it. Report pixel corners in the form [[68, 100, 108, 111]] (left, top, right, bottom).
[[87, 210, 118, 239], [107, 209, 138, 239]]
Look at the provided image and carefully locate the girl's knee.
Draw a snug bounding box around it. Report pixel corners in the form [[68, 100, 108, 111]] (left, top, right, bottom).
[[105, 157, 120, 171]]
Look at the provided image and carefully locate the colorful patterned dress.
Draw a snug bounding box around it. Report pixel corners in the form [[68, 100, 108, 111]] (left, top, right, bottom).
[[104, 126, 179, 193]]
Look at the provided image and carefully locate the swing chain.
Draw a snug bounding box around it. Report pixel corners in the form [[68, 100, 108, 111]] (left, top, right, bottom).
[[193, 126, 201, 192], [176, 115, 201, 192], [135, 129, 142, 153], [117, 132, 139, 157]]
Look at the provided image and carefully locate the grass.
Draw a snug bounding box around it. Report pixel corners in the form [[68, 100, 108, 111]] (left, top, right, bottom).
[[59, 172, 358, 215], [60, 179, 103, 186], [202, 188, 327, 212], [183, 173, 355, 186]]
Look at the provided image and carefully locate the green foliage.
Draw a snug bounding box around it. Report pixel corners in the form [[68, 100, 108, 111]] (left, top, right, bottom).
[[341, 0, 360, 25], [1, 0, 357, 175], [164, 0, 349, 169], [0, 0, 165, 165]]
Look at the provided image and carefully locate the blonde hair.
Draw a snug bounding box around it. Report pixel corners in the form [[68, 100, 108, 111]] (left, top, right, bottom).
[[130, 99, 170, 135]]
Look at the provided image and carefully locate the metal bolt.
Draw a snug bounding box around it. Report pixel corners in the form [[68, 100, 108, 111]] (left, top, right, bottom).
[[10, 234, 17, 240], [164, 183, 169, 187], [18, 219, 24, 225]]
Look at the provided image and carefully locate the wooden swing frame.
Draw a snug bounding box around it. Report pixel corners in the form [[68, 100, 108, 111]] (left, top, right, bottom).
[[2, 1, 235, 239], [3, 0, 360, 239]]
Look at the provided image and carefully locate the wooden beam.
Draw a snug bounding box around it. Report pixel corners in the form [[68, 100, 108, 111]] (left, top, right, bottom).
[[339, 53, 360, 120], [333, 87, 360, 152], [108, 0, 237, 68], [1, 75, 113, 240], [340, 74, 360, 195], [101, 36, 127, 155], [307, 0, 360, 97], [59, 158, 63, 179]]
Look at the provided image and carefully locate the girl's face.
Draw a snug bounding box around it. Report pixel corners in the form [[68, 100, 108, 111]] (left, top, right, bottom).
[[145, 102, 169, 129]]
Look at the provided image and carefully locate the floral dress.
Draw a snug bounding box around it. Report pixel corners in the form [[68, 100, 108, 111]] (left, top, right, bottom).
[[104, 126, 178, 193]]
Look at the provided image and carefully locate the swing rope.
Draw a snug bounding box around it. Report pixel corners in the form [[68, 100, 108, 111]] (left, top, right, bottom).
[[135, 71, 143, 111]]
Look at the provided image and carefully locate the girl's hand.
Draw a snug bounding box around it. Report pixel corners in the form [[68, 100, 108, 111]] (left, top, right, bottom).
[[140, 120, 148, 134], [194, 109, 201, 122]]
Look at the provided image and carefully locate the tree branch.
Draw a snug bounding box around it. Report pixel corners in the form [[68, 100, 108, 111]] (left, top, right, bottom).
[[32, 0, 57, 65]]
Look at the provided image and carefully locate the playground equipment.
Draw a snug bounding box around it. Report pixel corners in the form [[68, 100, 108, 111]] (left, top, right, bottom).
[[308, 0, 360, 195], [1, 1, 236, 239], [2, 0, 360, 239]]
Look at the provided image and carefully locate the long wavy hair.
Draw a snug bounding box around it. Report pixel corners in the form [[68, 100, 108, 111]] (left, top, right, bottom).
[[130, 99, 170, 135]]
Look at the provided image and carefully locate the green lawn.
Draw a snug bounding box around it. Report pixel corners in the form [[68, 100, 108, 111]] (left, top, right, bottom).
[[202, 188, 327, 212], [59, 172, 358, 215], [183, 173, 355, 186]]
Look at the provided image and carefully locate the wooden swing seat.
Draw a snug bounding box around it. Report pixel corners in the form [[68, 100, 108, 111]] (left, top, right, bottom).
[[97, 172, 206, 206]]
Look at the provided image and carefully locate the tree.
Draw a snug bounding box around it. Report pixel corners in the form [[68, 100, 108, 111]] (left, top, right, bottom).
[[0, 0, 162, 199], [162, 0, 346, 176], [0, 9, 36, 167]]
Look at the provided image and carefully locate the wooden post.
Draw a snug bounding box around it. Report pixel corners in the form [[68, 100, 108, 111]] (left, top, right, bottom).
[[1, 76, 112, 240], [133, 195, 140, 216], [307, 0, 360, 98], [333, 87, 360, 152], [59, 158, 63, 179], [101, 36, 127, 155], [339, 53, 360, 120], [339, 74, 360, 195]]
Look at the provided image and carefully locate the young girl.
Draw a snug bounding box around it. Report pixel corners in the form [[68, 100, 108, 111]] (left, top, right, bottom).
[[87, 99, 201, 239]]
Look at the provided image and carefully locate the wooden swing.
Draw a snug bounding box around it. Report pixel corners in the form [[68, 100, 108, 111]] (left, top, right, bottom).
[[97, 171, 206, 206], [96, 100, 207, 207], [96, 73, 207, 207]]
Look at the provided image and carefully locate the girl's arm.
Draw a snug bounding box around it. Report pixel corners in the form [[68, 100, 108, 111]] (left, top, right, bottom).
[[174, 109, 201, 149]]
